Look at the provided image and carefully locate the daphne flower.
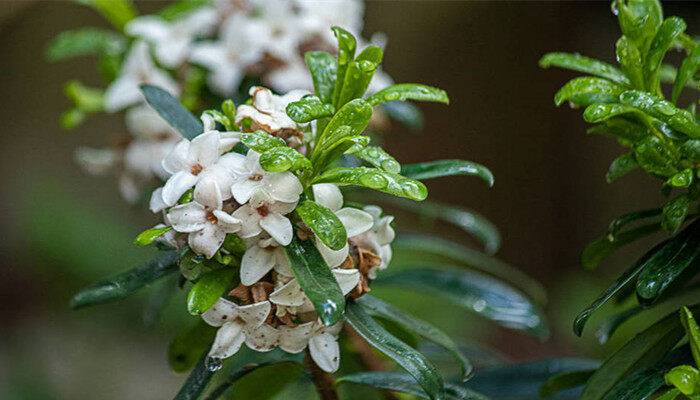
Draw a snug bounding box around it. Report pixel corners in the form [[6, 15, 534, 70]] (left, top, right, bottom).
[[230, 150, 303, 208], [103, 41, 180, 112], [235, 86, 308, 135], [232, 200, 297, 246], [160, 131, 243, 206], [239, 234, 293, 286], [203, 299, 272, 360], [296, 0, 364, 43], [125, 8, 218, 68], [167, 179, 241, 258], [269, 268, 360, 310], [278, 320, 344, 372], [252, 0, 305, 61], [351, 205, 395, 278]]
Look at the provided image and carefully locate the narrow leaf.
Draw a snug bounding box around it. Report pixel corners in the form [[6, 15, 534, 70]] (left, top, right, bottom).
[[540, 369, 595, 397], [401, 160, 494, 187], [367, 84, 449, 107], [240, 130, 285, 153], [680, 306, 700, 367], [595, 306, 643, 344], [539, 52, 630, 86], [607, 208, 661, 239], [619, 90, 700, 139], [554, 77, 626, 107], [74, 0, 137, 31], [285, 96, 335, 123], [134, 225, 173, 246], [313, 98, 372, 161], [348, 145, 401, 174], [337, 47, 383, 107], [314, 167, 428, 201], [338, 372, 488, 400], [581, 222, 661, 270], [673, 46, 700, 104], [645, 17, 687, 91], [661, 194, 691, 233], [583, 103, 645, 123], [331, 26, 357, 108], [305, 51, 337, 104], [187, 268, 236, 315], [616, 36, 645, 89], [295, 200, 347, 251], [606, 152, 639, 183], [259, 147, 311, 173], [141, 84, 203, 139], [46, 28, 124, 61], [599, 365, 666, 400]]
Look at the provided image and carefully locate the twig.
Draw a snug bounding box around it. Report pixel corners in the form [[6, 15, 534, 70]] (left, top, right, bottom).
[[306, 349, 339, 400]]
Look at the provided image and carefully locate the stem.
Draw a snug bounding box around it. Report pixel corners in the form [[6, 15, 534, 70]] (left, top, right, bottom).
[[345, 324, 400, 400], [306, 349, 339, 400]]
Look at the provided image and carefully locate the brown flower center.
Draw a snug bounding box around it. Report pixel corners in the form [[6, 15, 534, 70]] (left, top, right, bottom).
[[248, 174, 263, 181], [191, 164, 204, 175], [206, 211, 218, 224], [256, 205, 270, 217]]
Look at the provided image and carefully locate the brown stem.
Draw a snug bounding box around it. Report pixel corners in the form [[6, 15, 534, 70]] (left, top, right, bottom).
[[306, 349, 339, 400]]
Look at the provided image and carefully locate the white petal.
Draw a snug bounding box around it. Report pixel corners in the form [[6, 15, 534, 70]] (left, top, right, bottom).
[[309, 332, 340, 373], [125, 16, 169, 42], [260, 212, 293, 246], [374, 215, 396, 245], [202, 298, 241, 326], [337, 208, 374, 238], [188, 224, 226, 258], [189, 131, 221, 167], [167, 202, 206, 232], [231, 176, 261, 204], [278, 322, 314, 353], [236, 301, 271, 327], [213, 210, 241, 233], [265, 172, 303, 203], [190, 42, 228, 70], [232, 205, 263, 238], [208, 66, 244, 97], [194, 178, 222, 210], [199, 165, 234, 201], [269, 279, 305, 307], [312, 184, 343, 212], [244, 324, 279, 352], [240, 246, 275, 285], [103, 75, 141, 112], [273, 247, 293, 277], [208, 322, 245, 359], [316, 238, 349, 268], [219, 132, 241, 152], [162, 170, 198, 206], [332, 269, 360, 295], [162, 139, 190, 175], [216, 152, 248, 174], [149, 187, 168, 213], [155, 38, 191, 68], [244, 151, 263, 174]]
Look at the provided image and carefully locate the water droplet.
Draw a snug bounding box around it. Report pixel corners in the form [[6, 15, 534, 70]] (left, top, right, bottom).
[[654, 102, 676, 116], [473, 299, 487, 312], [385, 92, 400, 102], [206, 357, 223, 371], [381, 160, 400, 173], [358, 60, 376, 73], [359, 172, 388, 189], [610, 0, 620, 15], [320, 299, 338, 325], [400, 180, 427, 199]]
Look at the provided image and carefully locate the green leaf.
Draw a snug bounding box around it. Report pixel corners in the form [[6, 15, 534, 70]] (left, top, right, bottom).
[[680, 306, 700, 367], [357, 295, 473, 380], [633, 136, 679, 177], [313, 135, 371, 174], [285, 96, 335, 123], [579, 307, 692, 400], [187, 268, 236, 315], [70, 250, 180, 309], [636, 220, 700, 303], [374, 268, 548, 338], [656, 389, 681, 400], [345, 300, 446, 400], [554, 77, 626, 107], [616, 36, 645, 89], [73, 0, 137, 31], [596, 306, 643, 344], [337, 46, 383, 107], [672, 46, 700, 104], [338, 372, 488, 400], [619, 90, 700, 139], [259, 147, 312, 173], [645, 17, 687, 92], [607, 208, 661, 239], [168, 320, 217, 373], [665, 365, 700, 396], [212, 361, 304, 400], [314, 167, 428, 201], [134, 225, 172, 246], [305, 51, 337, 104], [174, 352, 216, 400], [606, 152, 639, 183], [581, 222, 661, 270], [65, 80, 104, 113], [312, 98, 372, 161], [680, 140, 700, 162], [668, 169, 693, 188], [583, 103, 644, 123], [539, 53, 631, 86], [348, 145, 401, 174], [367, 84, 449, 107], [295, 200, 347, 251], [661, 193, 691, 233], [600, 365, 666, 400], [141, 84, 203, 139], [331, 26, 357, 108], [401, 160, 494, 187], [540, 369, 595, 397], [587, 118, 646, 143], [240, 130, 286, 153], [179, 248, 221, 281], [158, 0, 211, 21], [616, 0, 663, 52], [46, 28, 124, 62], [284, 235, 345, 326]]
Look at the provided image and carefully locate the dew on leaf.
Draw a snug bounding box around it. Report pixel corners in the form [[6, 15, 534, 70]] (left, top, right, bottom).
[[359, 172, 388, 189]]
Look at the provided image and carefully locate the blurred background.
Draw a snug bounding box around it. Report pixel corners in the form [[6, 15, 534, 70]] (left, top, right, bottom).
[[1, 1, 699, 399]]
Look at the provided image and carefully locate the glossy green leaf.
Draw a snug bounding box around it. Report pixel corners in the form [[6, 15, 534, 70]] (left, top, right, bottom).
[[357, 295, 473, 380], [665, 365, 700, 396], [586, 118, 646, 143], [606, 152, 639, 183], [401, 159, 494, 187], [331, 26, 357, 107], [554, 77, 626, 107], [210, 361, 304, 400], [619, 90, 700, 139], [672, 46, 700, 104], [616, 0, 663, 51], [539, 52, 630, 86], [70, 250, 179, 309], [582, 222, 661, 270], [636, 220, 700, 303], [284, 235, 344, 326], [668, 169, 693, 188], [583, 103, 644, 123], [312, 98, 372, 160], [374, 268, 548, 338], [314, 167, 428, 201], [680, 306, 700, 367], [345, 300, 446, 400], [600, 365, 665, 400], [348, 145, 401, 174], [607, 208, 661, 239], [295, 200, 347, 251], [259, 147, 312, 173], [540, 369, 595, 397], [141, 84, 203, 139], [367, 84, 449, 107], [186, 268, 236, 315], [661, 194, 691, 233], [240, 130, 285, 153], [617, 36, 645, 89], [645, 17, 687, 92], [168, 320, 217, 373], [46, 28, 124, 61], [134, 225, 173, 246], [680, 140, 700, 162], [158, 0, 211, 21], [656, 389, 681, 400], [305, 51, 337, 104], [313, 135, 371, 174], [338, 372, 488, 400], [174, 353, 216, 400], [74, 0, 137, 31], [596, 306, 643, 344], [286, 96, 335, 123], [633, 136, 679, 177], [202, 109, 233, 131], [337, 47, 383, 107], [179, 248, 222, 281]]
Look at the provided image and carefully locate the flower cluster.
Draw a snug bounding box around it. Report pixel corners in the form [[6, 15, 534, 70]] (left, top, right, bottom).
[[150, 87, 395, 372]]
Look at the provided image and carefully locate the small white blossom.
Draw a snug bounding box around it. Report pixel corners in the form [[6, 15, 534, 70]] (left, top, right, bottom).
[[269, 268, 360, 311], [295, 0, 364, 43], [232, 200, 297, 246], [203, 298, 272, 359], [230, 150, 303, 208], [74, 147, 118, 175], [239, 234, 293, 286], [351, 205, 395, 278], [235, 86, 308, 134]]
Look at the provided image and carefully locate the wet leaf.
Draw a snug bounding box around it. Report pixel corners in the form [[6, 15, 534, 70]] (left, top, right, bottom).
[[680, 306, 700, 367], [70, 250, 180, 309], [168, 320, 217, 373], [305, 51, 337, 104], [619, 90, 700, 139], [607, 208, 661, 239], [348, 145, 401, 174], [331, 26, 357, 107], [337, 46, 383, 107], [46, 28, 124, 61], [374, 268, 548, 338], [539, 53, 630, 86], [74, 0, 137, 31], [616, 36, 645, 89], [295, 200, 347, 251], [645, 17, 687, 91], [134, 225, 173, 246], [285, 96, 335, 123], [367, 84, 449, 107], [174, 353, 216, 400], [158, 0, 211, 21], [141, 84, 203, 139], [313, 135, 371, 174], [600, 365, 666, 400], [672, 46, 700, 104], [187, 268, 236, 315], [240, 130, 285, 153], [338, 372, 487, 400], [586, 118, 646, 143], [314, 167, 428, 201], [680, 140, 700, 162], [656, 389, 681, 400], [583, 103, 644, 123], [357, 295, 473, 380], [633, 136, 679, 177], [554, 77, 626, 107], [664, 365, 699, 396], [284, 235, 345, 326], [64, 80, 104, 113], [540, 369, 595, 398], [668, 169, 693, 188], [401, 160, 494, 187], [616, 0, 662, 50], [345, 300, 446, 400], [606, 152, 639, 183], [582, 222, 661, 270], [596, 306, 643, 344], [312, 98, 372, 162], [661, 193, 691, 233], [259, 147, 311, 173]]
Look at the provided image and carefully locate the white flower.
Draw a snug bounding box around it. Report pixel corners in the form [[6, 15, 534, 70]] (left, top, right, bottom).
[[190, 14, 266, 96], [232, 200, 297, 246], [295, 0, 364, 43], [74, 147, 118, 175], [351, 205, 395, 278], [279, 320, 344, 372], [311, 184, 374, 267], [235, 86, 309, 134], [250, 0, 305, 61], [268, 268, 360, 311], [160, 131, 242, 207], [239, 235, 293, 286], [230, 150, 303, 208], [203, 298, 272, 360], [125, 104, 178, 141], [103, 41, 180, 112], [125, 8, 218, 68], [167, 179, 241, 258]]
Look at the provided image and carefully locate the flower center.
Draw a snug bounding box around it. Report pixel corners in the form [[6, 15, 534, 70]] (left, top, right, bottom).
[[256, 205, 270, 217], [249, 174, 263, 181], [190, 164, 204, 175], [206, 211, 218, 224]]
